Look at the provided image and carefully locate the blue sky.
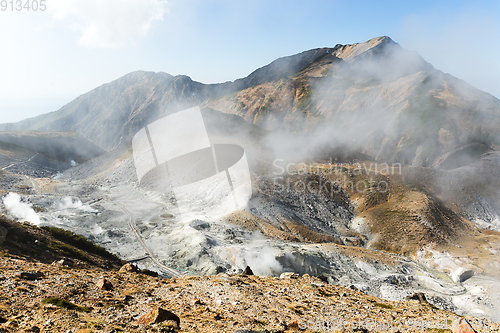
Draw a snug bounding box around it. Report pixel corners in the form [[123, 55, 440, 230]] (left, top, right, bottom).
[[1, 0, 499, 123]]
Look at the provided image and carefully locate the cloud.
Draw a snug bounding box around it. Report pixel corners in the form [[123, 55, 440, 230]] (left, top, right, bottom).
[[50, 0, 167, 48], [3, 192, 41, 225]]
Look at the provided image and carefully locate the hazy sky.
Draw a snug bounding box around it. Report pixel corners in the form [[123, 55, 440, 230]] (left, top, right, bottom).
[[0, 0, 499, 124]]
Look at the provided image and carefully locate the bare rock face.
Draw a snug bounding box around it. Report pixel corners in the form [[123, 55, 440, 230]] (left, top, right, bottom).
[[96, 278, 113, 291], [452, 318, 477, 333], [136, 307, 180, 327]]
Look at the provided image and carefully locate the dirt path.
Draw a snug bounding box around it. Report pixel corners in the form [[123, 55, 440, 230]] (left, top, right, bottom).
[[113, 198, 187, 278], [1, 153, 39, 171]]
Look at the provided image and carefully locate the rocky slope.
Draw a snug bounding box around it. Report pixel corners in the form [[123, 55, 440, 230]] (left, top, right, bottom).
[[0, 219, 497, 332], [0, 131, 105, 164]]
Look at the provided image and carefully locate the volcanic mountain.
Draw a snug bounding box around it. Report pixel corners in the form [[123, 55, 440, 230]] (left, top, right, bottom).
[[2, 36, 499, 168], [2, 36, 500, 321]]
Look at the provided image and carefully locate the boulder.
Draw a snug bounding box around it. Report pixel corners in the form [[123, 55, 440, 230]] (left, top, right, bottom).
[[242, 266, 254, 276], [317, 275, 328, 283], [136, 307, 180, 327], [52, 258, 74, 267], [452, 318, 477, 333], [280, 272, 299, 279], [18, 272, 38, 281], [119, 263, 139, 273], [140, 269, 158, 277], [405, 292, 428, 304], [96, 278, 114, 291]]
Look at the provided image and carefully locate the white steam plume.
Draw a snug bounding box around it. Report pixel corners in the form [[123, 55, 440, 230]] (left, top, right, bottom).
[[3, 192, 40, 225], [57, 196, 97, 213]]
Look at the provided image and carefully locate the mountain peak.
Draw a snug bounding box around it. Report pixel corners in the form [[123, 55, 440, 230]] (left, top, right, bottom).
[[333, 36, 397, 61]]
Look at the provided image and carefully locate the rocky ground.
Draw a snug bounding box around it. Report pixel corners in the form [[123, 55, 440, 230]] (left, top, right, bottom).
[[0, 217, 499, 333], [1, 252, 498, 333]]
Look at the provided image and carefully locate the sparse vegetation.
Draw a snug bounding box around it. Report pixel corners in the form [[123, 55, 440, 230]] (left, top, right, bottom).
[[374, 302, 393, 309], [42, 297, 92, 313], [41, 226, 120, 262]]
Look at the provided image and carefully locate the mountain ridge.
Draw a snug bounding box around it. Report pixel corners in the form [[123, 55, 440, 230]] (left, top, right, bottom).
[[1, 36, 499, 168]]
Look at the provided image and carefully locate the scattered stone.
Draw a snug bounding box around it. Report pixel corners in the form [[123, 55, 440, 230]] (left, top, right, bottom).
[[242, 266, 254, 276], [5, 320, 18, 328], [18, 272, 38, 280], [317, 275, 328, 283], [25, 326, 41, 333], [189, 220, 210, 230], [96, 278, 114, 291], [343, 236, 364, 247], [192, 299, 203, 305], [280, 272, 299, 279], [287, 321, 299, 330], [119, 263, 139, 273], [452, 318, 477, 333], [234, 330, 264, 333], [136, 307, 180, 327], [52, 258, 74, 267]]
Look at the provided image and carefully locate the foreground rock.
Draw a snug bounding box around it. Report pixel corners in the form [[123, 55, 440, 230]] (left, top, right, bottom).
[[136, 307, 180, 327], [453, 318, 478, 333], [280, 272, 299, 279], [242, 266, 254, 276], [96, 278, 113, 291], [119, 263, 139, 273]]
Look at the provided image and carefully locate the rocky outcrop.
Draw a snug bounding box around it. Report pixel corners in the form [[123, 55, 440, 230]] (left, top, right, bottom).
[[119, 263, 139, 273], [453, 318, 478, 333], [136, 307, 180, 327]]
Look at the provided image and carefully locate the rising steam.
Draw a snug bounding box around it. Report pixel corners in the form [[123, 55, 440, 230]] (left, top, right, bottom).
[[57, 196, 97, 213], [3, 192, 40, 225]]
